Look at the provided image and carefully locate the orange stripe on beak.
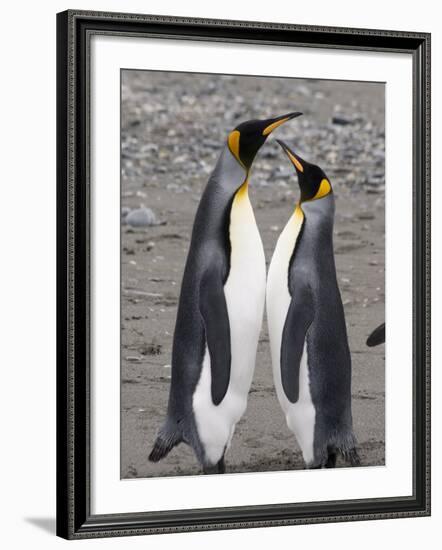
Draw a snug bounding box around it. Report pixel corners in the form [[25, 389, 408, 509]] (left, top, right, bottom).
[[262, 116, 291, 136], [286, 149, 304, 173]]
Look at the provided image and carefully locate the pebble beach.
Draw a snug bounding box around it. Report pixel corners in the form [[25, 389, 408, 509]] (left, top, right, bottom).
[[120, 70, 385, 478]]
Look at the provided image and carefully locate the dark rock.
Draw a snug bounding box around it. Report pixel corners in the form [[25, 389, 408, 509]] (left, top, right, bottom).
[[332, 116, 353, 126]]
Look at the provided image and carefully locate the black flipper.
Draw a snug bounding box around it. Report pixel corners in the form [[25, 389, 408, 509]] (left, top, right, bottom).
[[366, 322, 385, 347], [199, 268, 231, 405], [281, 282, 314, 403]]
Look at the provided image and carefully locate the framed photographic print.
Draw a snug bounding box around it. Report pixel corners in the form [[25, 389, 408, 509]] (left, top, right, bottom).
[[56, 10, 431, 539]]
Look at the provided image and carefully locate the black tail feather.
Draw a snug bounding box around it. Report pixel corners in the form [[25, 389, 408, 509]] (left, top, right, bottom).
[[149, 423, 182, 462], [345, 448, 361, 467]]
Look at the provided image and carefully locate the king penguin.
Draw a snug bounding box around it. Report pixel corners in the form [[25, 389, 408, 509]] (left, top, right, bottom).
[[266, 140, 359, 469], [149, 112, 302, 474]]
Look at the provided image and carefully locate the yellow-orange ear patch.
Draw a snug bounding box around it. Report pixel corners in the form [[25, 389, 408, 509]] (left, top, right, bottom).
[[314, 179, 332, 199], [228, 130, 241, 162], [262, 117, 291, 136], [286, 150, 304, 173]]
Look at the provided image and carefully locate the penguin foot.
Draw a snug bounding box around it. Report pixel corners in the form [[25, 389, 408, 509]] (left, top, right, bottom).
[[325, 452, 337, 468], [203, 456, 226, 475], [202, 465, 217, 475], [307, 445, 360, 469], [307, 456, 335, 469]]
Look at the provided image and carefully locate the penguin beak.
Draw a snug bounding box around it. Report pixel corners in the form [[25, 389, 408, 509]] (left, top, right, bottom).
[[276, 139, 305, 174], [262, 112, 303, 136]]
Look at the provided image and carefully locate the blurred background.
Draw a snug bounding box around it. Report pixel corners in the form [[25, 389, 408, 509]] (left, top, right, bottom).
[[120, 70, 385, 478]]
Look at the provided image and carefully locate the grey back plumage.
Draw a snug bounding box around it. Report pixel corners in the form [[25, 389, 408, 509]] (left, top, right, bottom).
[[292, 194, 355, 464], [150, 147, 246, 464]]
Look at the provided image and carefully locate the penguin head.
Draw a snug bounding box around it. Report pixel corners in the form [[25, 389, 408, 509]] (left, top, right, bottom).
[[227, 112, 302, 170], [276, 140, 333, 203]]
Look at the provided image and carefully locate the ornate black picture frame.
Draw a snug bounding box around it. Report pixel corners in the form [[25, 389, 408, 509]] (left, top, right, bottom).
[[56, 9, 430, 539]]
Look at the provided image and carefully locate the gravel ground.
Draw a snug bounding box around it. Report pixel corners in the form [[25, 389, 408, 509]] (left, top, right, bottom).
[[120, 70, 385, 478]]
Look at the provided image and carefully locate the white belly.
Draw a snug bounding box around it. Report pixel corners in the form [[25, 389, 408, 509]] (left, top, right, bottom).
[[266, 209, 316, 464], [193, 185, 266, 465]]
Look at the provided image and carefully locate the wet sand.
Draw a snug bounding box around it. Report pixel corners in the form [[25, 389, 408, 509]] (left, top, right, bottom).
[[121, 71, 385, 478]]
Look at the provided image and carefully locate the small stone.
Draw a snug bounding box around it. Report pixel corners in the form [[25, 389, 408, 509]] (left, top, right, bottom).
[[357, 212, 375, 221], [167, 182, 191, 193], [297, 85, 310, 96], [277, 168, 293, 178], [125, 207, 157, 227], [126, 356, 142, 362], [332, 116, 353, 126]]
